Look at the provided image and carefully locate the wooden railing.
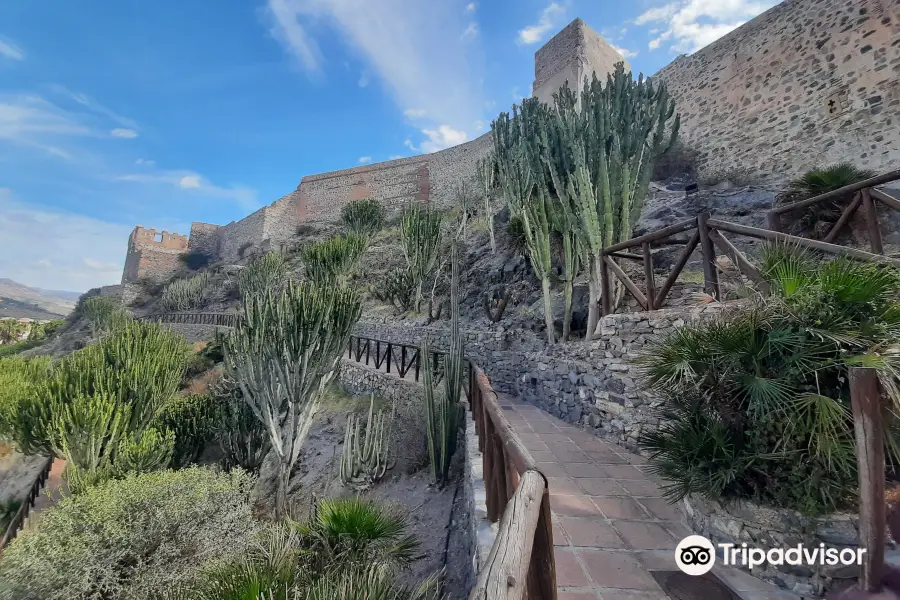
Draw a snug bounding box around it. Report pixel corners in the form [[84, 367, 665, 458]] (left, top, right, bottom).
[[346, 335, 447, 383], [467, 366, 556, 600], [344, 335, 557, 599], [139, 312, 238, 327], [0, 456, 53, 554], [600, 210, 900, 314], [766, 168, 900, 255]]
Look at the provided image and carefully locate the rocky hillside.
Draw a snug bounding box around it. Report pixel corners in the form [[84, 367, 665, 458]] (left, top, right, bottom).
[[0, 279, 77, 319]]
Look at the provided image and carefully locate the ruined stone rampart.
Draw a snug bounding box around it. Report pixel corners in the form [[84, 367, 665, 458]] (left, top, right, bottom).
[[121, 226, 189, 284], [654, 0, 900, 179]]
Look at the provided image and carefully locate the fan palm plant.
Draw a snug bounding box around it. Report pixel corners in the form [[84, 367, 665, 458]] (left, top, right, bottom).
[[639, 247, 900, 515], [774, 163, 876, 238]]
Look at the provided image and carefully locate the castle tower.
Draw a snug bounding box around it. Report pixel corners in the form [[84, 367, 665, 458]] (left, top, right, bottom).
[[532, 18, 631, 106], [121, 226, 189, 284]]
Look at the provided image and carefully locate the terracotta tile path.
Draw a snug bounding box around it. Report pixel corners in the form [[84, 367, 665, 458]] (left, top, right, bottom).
[[496, 393, 798, 600]]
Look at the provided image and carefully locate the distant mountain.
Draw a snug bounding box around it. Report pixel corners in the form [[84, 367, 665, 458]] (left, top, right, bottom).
[[0, 278, 79, 319]]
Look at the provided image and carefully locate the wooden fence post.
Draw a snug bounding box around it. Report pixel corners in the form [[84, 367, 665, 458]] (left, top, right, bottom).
[[861, 189, 884, 255], [850, 367, 885, 593], [600, 257, 612, 317], [642, 242, 656, 311], [697, 213, 720, 300]]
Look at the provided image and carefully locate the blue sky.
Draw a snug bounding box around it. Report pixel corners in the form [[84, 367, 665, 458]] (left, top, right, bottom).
[[0, 0, 777, 292]]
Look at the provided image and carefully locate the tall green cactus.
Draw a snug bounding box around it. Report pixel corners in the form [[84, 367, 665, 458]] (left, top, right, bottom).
[[160, 272, 212, 311], [422, 241, 463, 485], [222, 281, 361, 517], [476, 157, 496, 253], [548, 192, 584, 342], [340, 395, 396, 485], [301, 232, 368, 287], [399, 203, 442, 312], [238, 252, 287, 299]]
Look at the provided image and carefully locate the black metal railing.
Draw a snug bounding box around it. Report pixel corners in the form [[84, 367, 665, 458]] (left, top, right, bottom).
[[139, 312, 238, 327], [347, 335, 449, 383]]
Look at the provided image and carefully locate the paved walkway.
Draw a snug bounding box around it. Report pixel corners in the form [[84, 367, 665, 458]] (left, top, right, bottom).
[[497, 394, 796, 600]]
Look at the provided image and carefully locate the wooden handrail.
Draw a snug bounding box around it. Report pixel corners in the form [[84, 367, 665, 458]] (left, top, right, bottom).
[[344, 337, 557, 599], [138, 312, 238, 327], [0, 456, 53, 554], [768, 169, 900, 216]]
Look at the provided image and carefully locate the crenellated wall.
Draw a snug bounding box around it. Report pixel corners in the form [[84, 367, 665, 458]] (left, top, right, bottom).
[[121, 0, 900, 284]]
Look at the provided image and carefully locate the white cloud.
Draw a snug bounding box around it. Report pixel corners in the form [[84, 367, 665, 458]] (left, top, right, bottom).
[[404, 108, 426, 119], [135, 158, 155, 167], [512, 87, 524, 101], [0, 188, 133, 291], [264, 0, 485, 152], [610, 44, 637, 59], [0, 36, 24, 61], [465, 2, 476, 13], [111, 128, 138, 138], [517, 3, 566, 45], [358, 155, 372, 164], [636, 0, 778, 54], [358, 70, 370, 87], [117, 169, 258, 211], [0, 94, 92, 158], [461, 22, 478, 41], [404, 138, 418, 151], [389, 154, 404, 160], [420, 125, 467, 153]]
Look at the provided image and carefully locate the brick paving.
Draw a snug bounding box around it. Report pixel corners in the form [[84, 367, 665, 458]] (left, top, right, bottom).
[[497, 393, 798, 600]]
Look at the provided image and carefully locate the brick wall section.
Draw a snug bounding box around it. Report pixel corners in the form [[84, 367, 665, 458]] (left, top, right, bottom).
[[654, 0, 900, 179], [219, 205, 268, 263]]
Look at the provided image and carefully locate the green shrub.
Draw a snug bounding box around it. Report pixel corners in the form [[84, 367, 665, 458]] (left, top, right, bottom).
[[0, 498, 21, 531], [775, 163, 876, 237], [372, 268, 417, 313], [0, 356, 50, 441], [292, 497, 418, 574], [179, 251, 212, 270], [0, 339, 44, 358], [238, 253, 287, 299], [303, 567, 441, 600], [212, 378, 270, 474], [161, 272, 212, 311], [341, 199, 385, 238], [157, 394, 218, 468], [301, 233, 368, 287], [0, 467, 259, 600], [505, 214, 527, 255], [639, 248, 900, 515], [81, 296, 131, 336]]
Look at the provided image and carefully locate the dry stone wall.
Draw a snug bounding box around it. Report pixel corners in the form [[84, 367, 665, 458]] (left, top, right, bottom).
[[121, 226, 189, 284], [654, 0, 900, 179], [354, 301, 731, 451]]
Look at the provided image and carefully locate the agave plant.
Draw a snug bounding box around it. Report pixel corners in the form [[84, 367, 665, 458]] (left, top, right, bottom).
[[774, 163, 876, 238], [638, 246, 900, 515]]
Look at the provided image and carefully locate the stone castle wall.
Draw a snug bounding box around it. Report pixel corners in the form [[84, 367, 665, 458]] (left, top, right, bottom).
[[121, 226, 189, 284], [654, 0, 900, 179], [187, 222, 221, 258], [533, 18, 630, 106]]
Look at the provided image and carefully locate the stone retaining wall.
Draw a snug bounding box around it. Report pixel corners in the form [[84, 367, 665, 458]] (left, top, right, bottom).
[[354, 301, 732, 451], [683, 494, 862, 597]]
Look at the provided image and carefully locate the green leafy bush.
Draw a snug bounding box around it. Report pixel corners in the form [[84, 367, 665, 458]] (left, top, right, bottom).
[[639, 248, 900, 515], [161, 272, 212, 311], [341, 199, 386, 238], [775, 163, 876, 238], [157, 394, 218, 468], [0, 467, 259, 600], [238, 252, 287, 299], [505, 213, 527, 255], [0, 339, 44, 358]]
